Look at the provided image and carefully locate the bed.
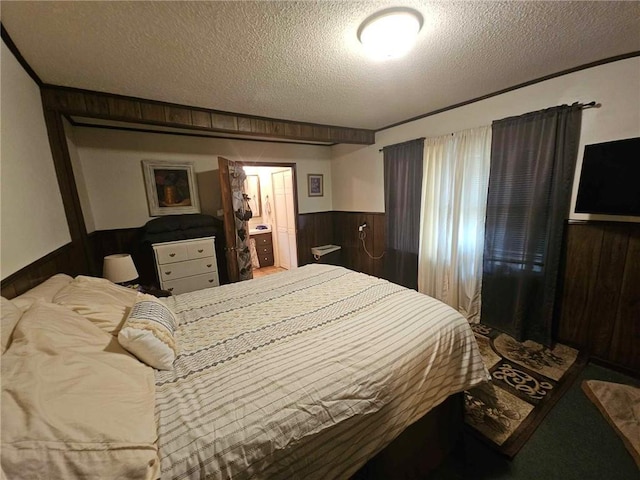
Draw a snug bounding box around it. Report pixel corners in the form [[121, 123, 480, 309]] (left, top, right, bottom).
[[1, 264, 488, 479]]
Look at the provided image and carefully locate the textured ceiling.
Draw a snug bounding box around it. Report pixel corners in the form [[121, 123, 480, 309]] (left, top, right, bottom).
[[1, 1, 639, 129]]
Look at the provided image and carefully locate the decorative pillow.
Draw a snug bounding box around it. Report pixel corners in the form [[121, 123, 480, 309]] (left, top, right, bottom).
[[1, 297, 23, 354], [117, 293, 177, 370], [53, 276, 139, 335], [11, 273, 73, 311]]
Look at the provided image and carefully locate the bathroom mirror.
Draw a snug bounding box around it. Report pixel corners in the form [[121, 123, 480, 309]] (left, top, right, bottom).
[[244, 175, 262, 217]]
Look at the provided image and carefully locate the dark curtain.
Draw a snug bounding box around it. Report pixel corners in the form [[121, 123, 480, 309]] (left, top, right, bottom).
[[383, 138, 424, 290], [481, 105, 582, 345]]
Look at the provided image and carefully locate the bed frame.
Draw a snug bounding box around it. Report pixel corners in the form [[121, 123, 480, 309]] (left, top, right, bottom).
[[1, 247, 464, 478]]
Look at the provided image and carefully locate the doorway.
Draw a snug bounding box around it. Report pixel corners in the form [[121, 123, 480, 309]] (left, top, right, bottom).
[[243, 165, 298, 275]]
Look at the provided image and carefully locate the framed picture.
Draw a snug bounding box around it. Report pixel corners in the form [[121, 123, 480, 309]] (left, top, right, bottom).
[[308, 174, 324, 197], [142, 160, 201, 216]]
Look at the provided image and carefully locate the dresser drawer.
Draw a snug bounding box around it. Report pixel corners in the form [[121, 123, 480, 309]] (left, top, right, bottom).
[[253, 232, 272, 246], [159, 257, 217, 282], [258, 252, 275, 267], [155, 243, 189, 264], [186, 239, 214, 259], [163, 272, 220, 295], [256, 245, 273, 257]]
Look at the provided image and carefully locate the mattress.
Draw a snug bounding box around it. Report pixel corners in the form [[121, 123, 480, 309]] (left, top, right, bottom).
[[155, 264, 488, 480]]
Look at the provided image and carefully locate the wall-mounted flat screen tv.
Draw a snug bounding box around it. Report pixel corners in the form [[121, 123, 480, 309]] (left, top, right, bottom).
[[575, 137, 640, 216]]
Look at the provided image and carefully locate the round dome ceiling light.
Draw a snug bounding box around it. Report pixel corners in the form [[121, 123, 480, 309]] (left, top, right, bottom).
[[357, 7, 423, 59]]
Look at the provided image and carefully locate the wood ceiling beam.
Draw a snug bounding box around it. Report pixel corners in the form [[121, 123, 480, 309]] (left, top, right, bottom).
[[41, 85, 375, 145]]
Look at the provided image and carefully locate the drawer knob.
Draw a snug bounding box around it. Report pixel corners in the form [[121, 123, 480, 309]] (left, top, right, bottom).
[[198, 249, 204, 253], [207, 264, 212, 268], [165, 271, 172, 275], [168, 287, 174, 292], [208, 279, 214, 283], [169, 253, 176, 257]]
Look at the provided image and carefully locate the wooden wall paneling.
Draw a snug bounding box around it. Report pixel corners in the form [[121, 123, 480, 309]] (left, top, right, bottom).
[[141, 103, 165, 122], [296, 214, 312, 266], [84, 94, 110, 116], [331, 212, 385, 277], [164, 106, 192, 125], [88, 228, 159, 285], [557, 223, 604, 347], [191, 110, 212, 129], [358, 213, 374, 275], [372, 213, 386, 278], [107, 97, 141, 119], [0, 243, 79, 299], [587, 224, 630, 358], [41, 107, 93, 275], [296, 212, 334, 267], [211, 113, 237, 131], [333, 212, 352, 270], [41, 86, 376, 144], [609, 226, 640, 371]]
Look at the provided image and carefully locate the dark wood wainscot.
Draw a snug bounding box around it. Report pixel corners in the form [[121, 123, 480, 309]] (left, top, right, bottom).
[[557, 221, 640, 375]]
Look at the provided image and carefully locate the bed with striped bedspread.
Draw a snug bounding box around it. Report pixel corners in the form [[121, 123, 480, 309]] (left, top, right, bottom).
[[156, 264, 488, 480]]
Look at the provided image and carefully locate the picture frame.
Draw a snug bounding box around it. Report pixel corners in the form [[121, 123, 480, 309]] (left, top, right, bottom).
[[142, 160, 201, 216], [308, 174, 324, 197]]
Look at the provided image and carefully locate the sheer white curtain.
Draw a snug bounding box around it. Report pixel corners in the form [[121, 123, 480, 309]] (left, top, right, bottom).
[[418, 126, 491, 322]]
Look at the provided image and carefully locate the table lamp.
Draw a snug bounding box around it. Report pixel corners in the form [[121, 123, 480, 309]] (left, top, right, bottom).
[[103, 253, 139, 285]]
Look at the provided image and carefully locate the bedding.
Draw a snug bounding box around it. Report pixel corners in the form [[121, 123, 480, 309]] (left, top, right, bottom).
[[11, 273, 72, 311], [1, 264, 487, 480], [156, 264, 488, 480], [1, 297, 23, 354], [1, 300, 159, 480], [52, 275, 139, 334]]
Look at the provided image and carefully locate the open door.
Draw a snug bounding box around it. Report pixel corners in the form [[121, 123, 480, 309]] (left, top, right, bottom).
[[218, 157, 253, 283]]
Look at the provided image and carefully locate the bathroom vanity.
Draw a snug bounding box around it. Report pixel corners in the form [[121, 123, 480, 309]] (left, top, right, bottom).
[[251, 230, 274, 267]]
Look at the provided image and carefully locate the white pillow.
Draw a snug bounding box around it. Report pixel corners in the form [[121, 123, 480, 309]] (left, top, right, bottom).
[[11, 273, 73, 311], [118, 293, 177, 370], [53, 275, 139, 335], [1, 297, 23, 354]]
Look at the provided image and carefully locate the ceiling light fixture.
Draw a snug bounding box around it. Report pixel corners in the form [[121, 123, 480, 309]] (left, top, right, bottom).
[[357, 7, 423, 60]]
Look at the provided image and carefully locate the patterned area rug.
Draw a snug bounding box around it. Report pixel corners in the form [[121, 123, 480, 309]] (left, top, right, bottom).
[[464, 323, 587, 457]]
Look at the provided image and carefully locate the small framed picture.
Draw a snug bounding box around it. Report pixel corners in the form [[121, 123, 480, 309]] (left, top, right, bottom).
[[308, 174, 324, 197], [142, 160, 201, 216]]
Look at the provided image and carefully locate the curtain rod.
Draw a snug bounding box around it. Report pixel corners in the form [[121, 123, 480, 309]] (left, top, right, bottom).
[[378, 101, 598, 152], [378, 137, 425, 153], [579, 101, 598, 109]]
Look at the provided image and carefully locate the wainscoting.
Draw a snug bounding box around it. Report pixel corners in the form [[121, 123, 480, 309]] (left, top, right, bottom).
[[5, 214, 637, 375], [0, 243, 83, 299], [297, 212, 334, 267], [297, 211, 386, 278], [88, 227, 156, 284], [332, 212, 385, 278], [557, 221, 640, 374]]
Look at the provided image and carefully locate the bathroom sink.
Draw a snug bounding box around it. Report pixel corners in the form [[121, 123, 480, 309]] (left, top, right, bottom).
[[249, 225, 271, 235]]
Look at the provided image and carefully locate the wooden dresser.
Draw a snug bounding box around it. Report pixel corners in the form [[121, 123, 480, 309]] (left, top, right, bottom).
[[152, 236, 219, 295], [252, 232, 274, 267]]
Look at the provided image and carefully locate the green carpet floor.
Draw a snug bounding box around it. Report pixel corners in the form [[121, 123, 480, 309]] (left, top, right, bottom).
[[432, 363, 640, 480]]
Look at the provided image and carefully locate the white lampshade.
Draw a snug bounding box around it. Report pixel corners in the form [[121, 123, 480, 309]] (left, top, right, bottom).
[[358, 8, 423, 59], [103, 254, 139, 283]]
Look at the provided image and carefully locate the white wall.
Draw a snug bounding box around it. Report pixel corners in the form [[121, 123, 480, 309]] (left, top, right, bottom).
[[331, 57, 640, 223], [0, 42, 71, 278], [72, 128, 333, 231]]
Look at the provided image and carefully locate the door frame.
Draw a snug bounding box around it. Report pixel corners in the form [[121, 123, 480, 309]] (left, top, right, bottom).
[[222, 161, 300, 273]]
